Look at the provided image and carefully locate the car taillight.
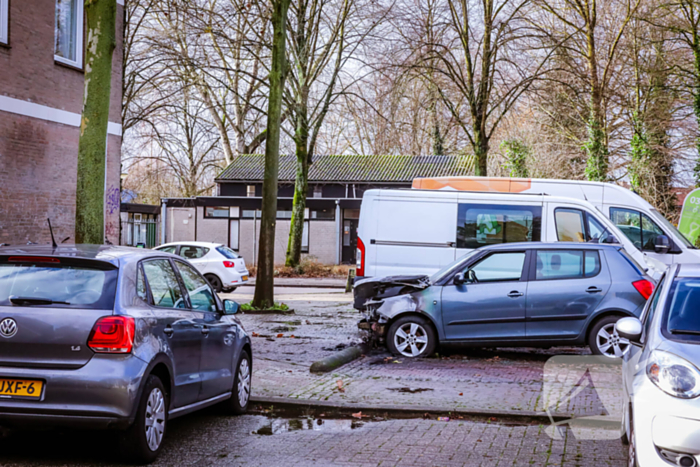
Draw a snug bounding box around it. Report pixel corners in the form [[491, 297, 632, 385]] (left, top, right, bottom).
[[223, 261, 235, 268], [632, 279, 654, 300], [356, 237, 365, 277], [88, 316, 135, 353]]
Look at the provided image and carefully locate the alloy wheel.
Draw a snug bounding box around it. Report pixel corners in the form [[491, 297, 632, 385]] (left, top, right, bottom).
[[597, 323, 630, 358], [145, 388, 166, 451], [394, 322, 429, 357], [237, 358, 251, 407]]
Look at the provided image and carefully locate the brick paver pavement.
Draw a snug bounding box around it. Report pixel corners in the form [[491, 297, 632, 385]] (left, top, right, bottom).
[[0, 412, 627, 466]]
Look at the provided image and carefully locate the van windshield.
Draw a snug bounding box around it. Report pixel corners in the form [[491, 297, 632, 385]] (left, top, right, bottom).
[[649, 209, 695, 249]]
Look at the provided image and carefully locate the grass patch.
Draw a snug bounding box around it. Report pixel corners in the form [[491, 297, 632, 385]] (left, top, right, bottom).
[[240, 302, 290, 312]]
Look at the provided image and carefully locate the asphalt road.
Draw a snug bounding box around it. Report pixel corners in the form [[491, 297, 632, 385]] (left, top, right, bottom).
[[0, 408, 626, 466]]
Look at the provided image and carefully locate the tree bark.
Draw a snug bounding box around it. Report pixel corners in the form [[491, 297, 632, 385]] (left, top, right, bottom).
[[286, 136, 309, 267], [252, 0, 291, 308], [75, 0, 116, 243]]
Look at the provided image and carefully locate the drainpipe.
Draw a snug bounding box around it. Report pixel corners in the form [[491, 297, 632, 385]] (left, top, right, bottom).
[[161, 199, 167, 245], [335, 199, 341, 264]]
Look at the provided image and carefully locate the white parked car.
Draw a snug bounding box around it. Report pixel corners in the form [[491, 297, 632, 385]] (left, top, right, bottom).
[[155, 242, 249, 292]]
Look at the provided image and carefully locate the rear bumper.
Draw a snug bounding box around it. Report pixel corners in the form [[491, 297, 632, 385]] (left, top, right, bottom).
[[0, 354, 148, 429], [222, 269, 250, 289]]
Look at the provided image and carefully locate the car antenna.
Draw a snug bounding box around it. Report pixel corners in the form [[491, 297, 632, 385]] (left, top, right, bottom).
[[47, 218, 58, 248]]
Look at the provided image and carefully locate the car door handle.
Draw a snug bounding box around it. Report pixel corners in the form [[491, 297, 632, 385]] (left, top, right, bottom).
[[163, 326, 174, 337], [201, 326, 210, 336], [507, 291, 524, 298], [587, 287, 603, 293]]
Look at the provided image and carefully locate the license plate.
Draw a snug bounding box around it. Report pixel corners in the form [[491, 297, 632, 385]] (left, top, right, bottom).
[[242, 276, 248, 281], [0, 378, 43, 399]]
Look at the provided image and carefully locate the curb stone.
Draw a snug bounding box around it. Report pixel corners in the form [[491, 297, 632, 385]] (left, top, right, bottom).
[[249, 395, 575, 424]]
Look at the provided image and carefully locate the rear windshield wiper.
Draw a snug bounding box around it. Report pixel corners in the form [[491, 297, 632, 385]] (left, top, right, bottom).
[[670, 328, 700, 336], [9, 296, 70, 306]]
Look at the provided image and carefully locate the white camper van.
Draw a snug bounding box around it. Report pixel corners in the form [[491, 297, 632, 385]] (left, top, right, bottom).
[[355, 189, 657, 279], [412, 177, 699, 266]]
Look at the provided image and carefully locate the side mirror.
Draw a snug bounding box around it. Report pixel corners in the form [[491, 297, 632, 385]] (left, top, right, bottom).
[[223, 299, 239, 315], [615, 317, 643, 346], [453, 273, 466, 286], [654, 235, 670, 254]]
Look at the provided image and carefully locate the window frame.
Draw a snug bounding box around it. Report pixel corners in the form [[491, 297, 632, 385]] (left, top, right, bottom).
[[204, 206, 230, 219], [139, 258, 189, 310], [246, 185, 256, 197], [173, 259, 219, 313], [54, 0, 84, 69], [0, 0, 9, 46], [178, 245, 209, 260], [610, 207, 667, 253], [456, 203, 542, 249], [462, 250, 529, 284], [532, 249, 601, 282]]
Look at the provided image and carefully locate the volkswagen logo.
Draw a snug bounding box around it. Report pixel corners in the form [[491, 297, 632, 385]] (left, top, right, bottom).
[[0, 318, 17, 338]]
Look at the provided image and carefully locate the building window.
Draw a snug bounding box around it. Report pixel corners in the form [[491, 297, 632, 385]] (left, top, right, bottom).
[[247, 185, 256, 197], [313, 186, 323, 198], [204, 206, 229, 218], [302, 221, 309, 253], [0, 0, 8, 45], [311, 208, 335, 220], [55, 0, 83, 68]]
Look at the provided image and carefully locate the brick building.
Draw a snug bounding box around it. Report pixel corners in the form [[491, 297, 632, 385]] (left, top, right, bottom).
[[161, 155, 474, 265], [0, 0, 123, 245]]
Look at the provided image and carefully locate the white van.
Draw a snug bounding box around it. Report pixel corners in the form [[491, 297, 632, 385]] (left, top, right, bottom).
[[356, 189, 658, 279], [412, 177, 700, 266]]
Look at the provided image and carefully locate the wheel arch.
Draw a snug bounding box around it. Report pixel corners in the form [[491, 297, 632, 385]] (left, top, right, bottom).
[[131, 354, 175, 421], [386, 311, 440, 342], [585, 309, 634, 345]]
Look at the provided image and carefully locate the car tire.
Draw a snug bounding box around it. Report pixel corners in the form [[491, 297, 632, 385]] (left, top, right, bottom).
[[225, 350, 251, 415], [205, 274, 223, 293], [386, 315, 436, 358], [119, 375, 168, 465], [588, 315, 630, 358]]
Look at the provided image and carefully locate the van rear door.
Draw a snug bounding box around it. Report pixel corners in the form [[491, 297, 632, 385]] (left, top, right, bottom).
[[373, 191, 458, 276]]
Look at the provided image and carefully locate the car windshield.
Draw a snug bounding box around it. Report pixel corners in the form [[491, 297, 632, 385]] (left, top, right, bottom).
[[0, 260, 118, 309], [430, 250, 479, 283], [664, 278, 700, 339], [649, 209, 695, 249], [216, 246, 239, 259]]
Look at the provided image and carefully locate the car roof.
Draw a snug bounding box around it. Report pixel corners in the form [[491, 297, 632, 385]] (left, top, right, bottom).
[[158, 241, 223, 248], [478, 242, 621, 251], [0, 244, 169, 267], [677, 263, 700, 278]]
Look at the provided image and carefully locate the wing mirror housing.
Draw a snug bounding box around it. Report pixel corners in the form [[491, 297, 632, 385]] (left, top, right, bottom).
[[453, 273, 465, 286], [615, 317, 643, 346], [654, 235, 671, 254], [223, 299, 239, 315]]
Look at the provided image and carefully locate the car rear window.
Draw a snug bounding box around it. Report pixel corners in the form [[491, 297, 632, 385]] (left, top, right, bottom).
[[0, 258, 118, 309], [216, 246, 239, 259]]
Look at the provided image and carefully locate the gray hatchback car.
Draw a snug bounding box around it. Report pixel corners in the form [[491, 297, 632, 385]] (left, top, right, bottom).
[[354, 243, 654, 358], [0, 245, 252, 464]]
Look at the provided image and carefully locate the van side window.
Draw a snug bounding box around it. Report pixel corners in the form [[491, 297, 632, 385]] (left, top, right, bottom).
[[610, 208, 665, 252], [555, 209, 586, 242], [456, 204, 541, 249]]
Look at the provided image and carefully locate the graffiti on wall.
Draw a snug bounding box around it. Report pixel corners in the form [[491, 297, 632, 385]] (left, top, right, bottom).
[[106, 185, 120, 215]]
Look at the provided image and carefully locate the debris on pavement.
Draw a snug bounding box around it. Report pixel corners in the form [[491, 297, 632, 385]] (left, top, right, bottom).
[[388, 387, 434, 394], [336, 380, 345, 393], [437, 417, 450, 422]]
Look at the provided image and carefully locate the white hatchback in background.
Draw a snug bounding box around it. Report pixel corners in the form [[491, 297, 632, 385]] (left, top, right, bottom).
[[155, 242, 249, 292]]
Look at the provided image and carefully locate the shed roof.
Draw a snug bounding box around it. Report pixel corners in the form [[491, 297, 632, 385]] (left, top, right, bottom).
[[216, 154, 475, 183]]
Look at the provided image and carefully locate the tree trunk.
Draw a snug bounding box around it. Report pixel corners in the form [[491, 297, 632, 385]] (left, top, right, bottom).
[[583, 20, 609, 182], [693, 39, 700, 187], [252, 0, 291, 309], [75, 0, 116, 244], [474, 130, 489, 176], [286, 141, 309, 267]]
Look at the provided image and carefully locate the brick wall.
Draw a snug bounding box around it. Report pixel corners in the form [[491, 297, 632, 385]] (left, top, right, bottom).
[[0, 1, 123, 245]]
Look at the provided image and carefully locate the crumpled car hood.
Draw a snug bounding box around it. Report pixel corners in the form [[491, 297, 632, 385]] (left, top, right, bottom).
[[353, 275, 431, 310]]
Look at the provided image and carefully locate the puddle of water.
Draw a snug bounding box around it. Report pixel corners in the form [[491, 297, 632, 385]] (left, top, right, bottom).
[[254, 418, 364, 435]]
